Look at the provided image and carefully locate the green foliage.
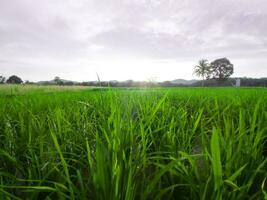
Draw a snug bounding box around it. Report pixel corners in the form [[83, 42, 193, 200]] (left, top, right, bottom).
[[0, 76, 5, 84], [0, 86, 266, 199], [210, 58, 234, 80], [6, 75, 23, 84], [193, 59, 210, 86]]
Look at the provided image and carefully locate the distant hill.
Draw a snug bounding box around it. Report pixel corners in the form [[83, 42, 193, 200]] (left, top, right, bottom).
[[37, 79, 79, 85], [170, 79, 198, 85]]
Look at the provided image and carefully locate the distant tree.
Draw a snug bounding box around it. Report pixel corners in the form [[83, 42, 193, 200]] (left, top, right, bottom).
[[54, 76, 63, 85], [0, 76, 6, 84], [25, 80, 34, 85], [54, 76, 60, 82], [6, 75, 23, 84], [210, 58, 234, 80], [124, 80, 134, 87], [65, 81, 74, 86], [193, 59, 210, 86]]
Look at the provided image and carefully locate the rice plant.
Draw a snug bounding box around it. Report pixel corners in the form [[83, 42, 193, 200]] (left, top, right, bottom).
[[0, 86, 266, 199]]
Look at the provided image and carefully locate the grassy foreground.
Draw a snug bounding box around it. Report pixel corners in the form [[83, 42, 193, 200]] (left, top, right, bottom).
[[0, 86, 266, 199]]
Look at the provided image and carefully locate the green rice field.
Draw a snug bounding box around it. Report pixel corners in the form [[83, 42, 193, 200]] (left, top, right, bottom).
[[0, 86, 266, 199]]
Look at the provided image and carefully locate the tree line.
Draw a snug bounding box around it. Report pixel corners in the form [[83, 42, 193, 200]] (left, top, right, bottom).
[[1, 57, 266, 87], [0, 75, 23, 84]]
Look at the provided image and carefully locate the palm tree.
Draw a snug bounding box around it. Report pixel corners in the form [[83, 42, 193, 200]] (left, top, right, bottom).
[[193, 59, 210, 86]]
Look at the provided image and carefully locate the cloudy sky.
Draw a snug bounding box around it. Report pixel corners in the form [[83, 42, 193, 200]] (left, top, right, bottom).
[[0, 0, 266, 81]]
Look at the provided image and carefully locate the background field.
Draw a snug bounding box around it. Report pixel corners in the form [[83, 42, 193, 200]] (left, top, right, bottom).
[[0, 86, 266, 199]]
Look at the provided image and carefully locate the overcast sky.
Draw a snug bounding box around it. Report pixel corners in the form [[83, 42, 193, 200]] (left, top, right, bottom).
[[0, 0, 266, 81]]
